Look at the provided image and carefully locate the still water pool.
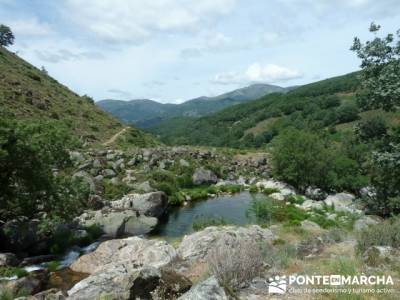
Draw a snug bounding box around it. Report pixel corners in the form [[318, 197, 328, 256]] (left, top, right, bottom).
[[151, 192, 262, 238]]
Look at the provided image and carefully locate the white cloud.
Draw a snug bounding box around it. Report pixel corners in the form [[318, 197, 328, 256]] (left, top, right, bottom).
[[35, 49, 104, 63], [212, 63, 302, 85], [7, 18, 53, 36], [65, 0, 236, 44]]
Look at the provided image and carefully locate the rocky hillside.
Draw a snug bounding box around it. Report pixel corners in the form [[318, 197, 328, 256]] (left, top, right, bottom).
[[0, 47, 155, 146], [97, 83, 287, 128]]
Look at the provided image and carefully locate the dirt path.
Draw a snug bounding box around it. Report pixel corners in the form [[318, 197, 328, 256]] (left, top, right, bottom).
[[102, 127, 128, 146]]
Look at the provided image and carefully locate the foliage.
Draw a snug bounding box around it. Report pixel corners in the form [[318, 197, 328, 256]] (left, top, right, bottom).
[[103, 180, 131, 201], [218, 184, 242, 194], [192, 215, 229, 231], [355, 115, 388, 142], [262, 187, 280, 195], [0, 25, 14, 47], [0, 266, 28, 278], [0, 114, 90, 220], [351, 23, 400, 111], [207, 237, 264, 291], [364, 143, 400, 216], [271, 129, 366, 192], [356, 217, 400, 253], [249, 185, 258, 193]]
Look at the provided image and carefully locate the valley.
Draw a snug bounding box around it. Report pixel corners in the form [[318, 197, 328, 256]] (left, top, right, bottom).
[[0, 19, 400, 300]]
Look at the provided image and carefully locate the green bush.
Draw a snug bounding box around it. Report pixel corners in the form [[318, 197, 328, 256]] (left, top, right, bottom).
[[0, 267, 28, 279], [262, 188, 280, 195], [169, 192, 185, 206], [219, 184, 242, 194], [356, 217, 400, 253], [192, 215, 229, 231], [103, 180, 131, 200], [249, 185, 258, 193]]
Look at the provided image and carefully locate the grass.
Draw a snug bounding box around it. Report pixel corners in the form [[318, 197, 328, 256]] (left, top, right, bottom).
[[0, 266, 28, 279], [192, 215, 230, 231], [262, 187, 280, 195]]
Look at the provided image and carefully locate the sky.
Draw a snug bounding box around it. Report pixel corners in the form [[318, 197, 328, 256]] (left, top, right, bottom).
[[1, 0, 399, 103]]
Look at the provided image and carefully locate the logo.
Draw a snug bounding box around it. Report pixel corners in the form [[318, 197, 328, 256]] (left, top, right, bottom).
[[268, 275, 287, 294]]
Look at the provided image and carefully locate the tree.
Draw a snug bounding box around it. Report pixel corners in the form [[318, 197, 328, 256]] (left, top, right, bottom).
[[351, 23, 400, 111], [0, 24, 14, 47]]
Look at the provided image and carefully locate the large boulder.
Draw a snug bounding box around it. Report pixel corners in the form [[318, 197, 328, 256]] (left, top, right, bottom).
[[255, 179, 295, 196], [68, 265, 191, 300], [177, 225, 275, 262], [75, 209, 157, 238], [70, 237, 177, 274], [192, 168, 218, 185], [178, 276, 228, 300], [0, 253, 19, 267], [323, 193, 358, 213], [111, 192, 167, 218], [354, 215, 381, 231]]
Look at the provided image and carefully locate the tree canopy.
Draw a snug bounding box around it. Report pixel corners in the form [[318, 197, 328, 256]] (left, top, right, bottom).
[[0, 24, 14, 47]]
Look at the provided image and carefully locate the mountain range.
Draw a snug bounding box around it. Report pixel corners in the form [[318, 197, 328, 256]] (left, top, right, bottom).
[[97, 83, 289, 128]]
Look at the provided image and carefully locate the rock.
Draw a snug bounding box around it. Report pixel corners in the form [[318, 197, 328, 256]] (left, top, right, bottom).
[[269, 192, 285, 201], [87, 195, 103, 209], [305, 187, 327, 200], [323, 193, 357, 213], [360, 186, 376, 198], [28, 289, 66, 300], [109, 177, 120, 185], [134, 181, 154, 193], [102, 169, 116, 178], [21, 255, 58, 266], [299, 199, 323, 211], [69, 151, 85, 164], [76, 209, 157, 238], [0, 253, 19, 267], [111, 192, 167, 218], [354, 215, 381, 231], [68, 266, 191, 300], [177, 225, 275, 262], [179, 159, 190, 167], [0, 218, 40, 254], [363, 246, 399, 267], [301, 220, 322, 232], [5, 276, 42, 296], [70, 236, 177, 274], [255, 179, 295, 196], [178, 276, 228, 300], [192, 168, 218, 185]]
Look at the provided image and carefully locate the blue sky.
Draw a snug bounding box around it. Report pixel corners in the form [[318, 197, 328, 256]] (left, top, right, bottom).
[[1, 0, 399, 103]]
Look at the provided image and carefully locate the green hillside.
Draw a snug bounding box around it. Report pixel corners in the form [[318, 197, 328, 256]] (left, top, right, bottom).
[[0, 47, 156, 147], [148, 72, 373, 147], [97, 83, 287, 128]]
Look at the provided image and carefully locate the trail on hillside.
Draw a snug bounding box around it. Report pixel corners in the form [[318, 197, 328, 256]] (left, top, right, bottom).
[[102, 127, 128, 146]]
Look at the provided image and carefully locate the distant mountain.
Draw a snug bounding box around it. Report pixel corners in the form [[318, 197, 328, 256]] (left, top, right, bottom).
[[97, 83, 288, 128]]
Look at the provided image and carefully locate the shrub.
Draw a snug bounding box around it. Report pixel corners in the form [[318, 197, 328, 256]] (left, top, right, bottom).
[[219, 184, 242, 194], [192, 215, 229, 231], [169, 192, 185, 206], [262, 187, 280, 195], [103, 180, 131, 200], [335, 104, 359, 124], [207, 237, 264, 291], [0, 267, 28, 279], [249, 185, 258, 193], [355, 115, 388, 141], [356, 217, 400, 253]]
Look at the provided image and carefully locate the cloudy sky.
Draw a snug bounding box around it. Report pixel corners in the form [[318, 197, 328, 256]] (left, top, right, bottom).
[[1, 0, 399, 103]]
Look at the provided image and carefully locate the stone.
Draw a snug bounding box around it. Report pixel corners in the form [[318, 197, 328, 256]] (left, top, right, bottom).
[[0, 253, 19, 267], [29, 289, 66, 300], [21, 255, 58, 266], [353, 215, 381, 231], [178, 276, 228, 300], [76, 209, 157, 238], [179, 159, 190, 167], [177, 225, 275, 262], [255, 179, 295, 196], [0, 218, 40, 253], [305, 187, 327, 200], [301, 220, 322, 232], [102, 169, 116, 178], [299, 199, 323, 211], [323, 193, 357, 212], [363, 246, 399, 267], [192, 168, 218, 185], [69, 151, 85, 164], [68, 266, 191, 300], [110, 192, 167, 218], [269, 192, 285, 201], [70, 237, 177, 274], [135, 181, 154, 193], [5, 276, 42, 296]]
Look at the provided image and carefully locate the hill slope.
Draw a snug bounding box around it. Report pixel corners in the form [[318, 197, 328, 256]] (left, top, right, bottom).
[[148, 72, 367, 147], [0, 48, 155, 146], [97, 83, 287, 128]]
